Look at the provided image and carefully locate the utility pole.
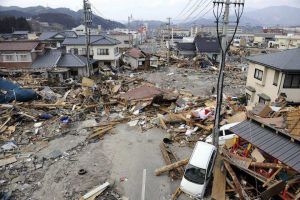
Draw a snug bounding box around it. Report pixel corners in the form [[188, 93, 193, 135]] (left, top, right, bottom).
[[212, 0, 244, 148], [128, 14, 133, 47], [167, 17, 171, 67], [83, 0, 92, 77]]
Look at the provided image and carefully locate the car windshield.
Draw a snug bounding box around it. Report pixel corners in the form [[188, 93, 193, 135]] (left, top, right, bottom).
[[184, 164, 206, 185]]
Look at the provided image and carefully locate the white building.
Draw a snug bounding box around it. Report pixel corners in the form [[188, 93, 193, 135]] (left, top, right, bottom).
[[72, 24, 102, 35], [245, 48, 300, 107], [275, 34, 300, 50], [62, 35, 121, 67]]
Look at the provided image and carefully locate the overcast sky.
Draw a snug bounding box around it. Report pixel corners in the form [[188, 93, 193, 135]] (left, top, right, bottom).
[[1, 0, 300, 21]]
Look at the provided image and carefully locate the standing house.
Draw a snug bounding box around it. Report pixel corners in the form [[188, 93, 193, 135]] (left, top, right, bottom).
[[194, 35, 221, 63], [108, 31, 131, 51], [38, 31, 78, 48], [62, 35, 121, 67], [122, 48, 158, 69], [0, 41, 44, 69], [31, 49, 97, 81], [245, 48, 300, 106]]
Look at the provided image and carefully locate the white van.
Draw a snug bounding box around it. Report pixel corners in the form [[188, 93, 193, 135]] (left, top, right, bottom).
[[205, 122, 240, 145], [180, 141, 217, 199]]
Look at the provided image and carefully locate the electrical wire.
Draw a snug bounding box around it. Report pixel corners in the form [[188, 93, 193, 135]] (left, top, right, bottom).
[[185, 6, 213, 26], [174, 0, 195, 19], [179, 0, 206, 21], [182, 0, 207, 21], [185, 0, 214, 22]]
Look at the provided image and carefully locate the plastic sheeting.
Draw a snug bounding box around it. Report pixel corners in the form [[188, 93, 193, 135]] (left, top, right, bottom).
[[0, 78, 39, 103]]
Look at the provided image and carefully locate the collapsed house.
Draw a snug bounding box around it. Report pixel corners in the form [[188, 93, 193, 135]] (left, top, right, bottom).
[[122, 48, 159, 70]]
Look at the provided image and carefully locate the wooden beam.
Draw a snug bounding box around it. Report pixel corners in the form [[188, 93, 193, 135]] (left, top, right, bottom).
[[211, 155, 226, 200], [263, 167, 282, 188], [224, 161, 246, 200], [155, 158, 189, 176], [159, 142, 177, 179]]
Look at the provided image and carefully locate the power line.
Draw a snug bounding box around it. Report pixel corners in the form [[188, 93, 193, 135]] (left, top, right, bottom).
[[179, 0, 204, 20], [186, 6, 213, 26], [188, 0, 214, 22], [182, 0, 207, 21], [174, 0, 195, 19], [184, 0, 213, 22]]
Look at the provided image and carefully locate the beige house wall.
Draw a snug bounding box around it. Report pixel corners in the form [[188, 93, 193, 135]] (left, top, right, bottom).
[[246, 62, 300, 106]]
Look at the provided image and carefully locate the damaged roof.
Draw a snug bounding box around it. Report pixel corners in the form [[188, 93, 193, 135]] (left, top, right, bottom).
[[176, 43, 196, 51], [230, 120, 300, 173], [194, 36, 221, 53], [125, 48, 147, 59], [246, 48, 300, 72]]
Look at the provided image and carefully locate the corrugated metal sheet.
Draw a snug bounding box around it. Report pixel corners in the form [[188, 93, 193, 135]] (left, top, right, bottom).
[[230, 120, 300, 173]]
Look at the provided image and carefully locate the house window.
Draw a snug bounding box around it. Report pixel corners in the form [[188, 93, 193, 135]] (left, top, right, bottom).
[[97, 49, 109, 55], [273, 71, 279, 86], [254, 69, 263, 81], [4, 55, 14, 61], [283, 74, 300, 88], [81, 48, 87, 55], [138, 61, 143, 66], [70, 48, 78, 54]]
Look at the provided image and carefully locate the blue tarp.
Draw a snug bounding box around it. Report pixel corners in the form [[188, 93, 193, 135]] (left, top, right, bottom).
[[0, 78, 39, 103]]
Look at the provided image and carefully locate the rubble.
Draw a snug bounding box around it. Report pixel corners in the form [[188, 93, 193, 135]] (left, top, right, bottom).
[[0, 58, 298, 200]]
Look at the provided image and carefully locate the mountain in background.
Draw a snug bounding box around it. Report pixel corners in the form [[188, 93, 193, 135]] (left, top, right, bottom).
[[0, 5, 125, 30], [129, 20, 165, 29], [177, 5, 300, 28], [244, 6, 300, 26]]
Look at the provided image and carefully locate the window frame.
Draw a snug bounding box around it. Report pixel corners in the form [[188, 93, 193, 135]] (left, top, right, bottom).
[[273, 71, 279, 86], [283, 74, 300, 89], [97, 48, 109, 55], [254, 68, 263, 81]]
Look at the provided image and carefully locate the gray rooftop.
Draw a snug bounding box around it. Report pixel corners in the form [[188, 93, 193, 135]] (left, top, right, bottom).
[[12, 31, 29, 35], [39, 31, 77, 41], [57, 54, 96, 68], [32, 50, 95, 69], [31, 50, 61, 68], [246, 48, 300, 72], [62, 35, 121, 46], [230, 120, 300, 173]]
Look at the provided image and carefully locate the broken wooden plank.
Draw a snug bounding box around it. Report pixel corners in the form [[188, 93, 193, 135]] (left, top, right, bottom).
[[249, 162, 290, 170], [0, 156, 17, 167], [88, 126, 113, 140], [224, 161, 247, 200], [171, 187, 182, 200], [211, 155, 226, 200], [262, 167, 282, 187], [159, 142, 177, 179], [155, 158, 189, 176], [80, 181, 109, 200]]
